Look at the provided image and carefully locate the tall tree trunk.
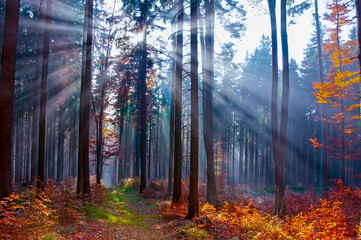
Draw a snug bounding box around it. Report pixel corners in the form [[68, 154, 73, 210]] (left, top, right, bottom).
[[148, 121, 152, 179], [139, 4, 148, 193], [187, 0, 199, 219], [277, 0, 289, 218], [31, 32, 43, 182], [315, 0, 328, 194], [77, 0, 93, 197], [204, 0, 218, 205], [239, 123, 243, 185], [172, 0, 183, 204], [38, 0, 52, 189], [57, 104, 64, 182], [96, 83, 105, 184], [168, 41, 175, 194], [357, 0, 361, 125]]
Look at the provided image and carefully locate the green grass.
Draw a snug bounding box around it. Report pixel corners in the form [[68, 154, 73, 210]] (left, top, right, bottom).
[[108, 191, 125, 203], [59, 225, 76, 234], [129, 196, 141, 203], [179, 226, 211, 239], [118, 185, 135, 194], [41, 233, 60, 240]]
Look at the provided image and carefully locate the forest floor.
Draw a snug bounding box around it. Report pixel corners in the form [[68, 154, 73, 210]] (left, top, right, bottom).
[[0, 179, 203, 240], [2, 178, 361, 239], [34, 188, 190, 240]]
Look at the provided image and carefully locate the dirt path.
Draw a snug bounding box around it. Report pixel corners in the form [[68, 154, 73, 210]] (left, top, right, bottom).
[[49, 187, 192, 240]]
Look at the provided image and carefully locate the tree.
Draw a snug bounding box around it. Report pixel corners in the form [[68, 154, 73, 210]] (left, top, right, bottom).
[[203, 0, 218, 205], [38, 0, 52, 189], [0, 0, 20, 198], [356, 0, 361, 122], [77, 0, 93, 197], [314, 0, 328, 193], [276, 0, 290, 218], [187, 0, 199, 219], [172, 0, 184, 204], [312, 0, 359, 184]]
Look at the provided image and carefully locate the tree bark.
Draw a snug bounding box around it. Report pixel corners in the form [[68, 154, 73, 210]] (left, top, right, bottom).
[[204, 0, 218, 205], [172, 0, 183, 204], [139, 2, 148, 193], [315, 0, 328, 194], [38, 0, 52, 189], [77, 0, 93, 197], [168, 39, 175, 194], [187, 0, 199, 219], [57, 104, 64, 182], [277, 0, 289, 218]]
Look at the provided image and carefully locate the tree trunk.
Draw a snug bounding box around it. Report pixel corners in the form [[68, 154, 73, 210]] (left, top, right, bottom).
[[203, 0, 218, 205], [38, 0, 52, 189], [187, 0, 199, 219], [168, 42, 175, 194], [57, 104, 64, 182], [277, 0, 289, 218], [172, 0, 183, 204], [31, 32, 43, 182], [77, 0, 93, 197], [315, 0, 328, 194], [139, 5, 148, 194]]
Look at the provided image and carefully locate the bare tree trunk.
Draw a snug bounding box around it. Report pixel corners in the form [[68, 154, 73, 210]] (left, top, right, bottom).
[[315, 0, 328, 194], [203, 0, 218, 205], [172, 0, 183, 204], [57, 104, 64, 182], [139, 6, 148, 194], [168, 45, 175, 194], [277, 0, 289, 218], [38, 0, 52, 189], [77, 0, 93, 197], [187, 0, 199, 219]]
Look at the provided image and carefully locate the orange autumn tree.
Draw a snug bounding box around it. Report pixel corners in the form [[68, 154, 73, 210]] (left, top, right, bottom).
[[312, 0, 360, 184]]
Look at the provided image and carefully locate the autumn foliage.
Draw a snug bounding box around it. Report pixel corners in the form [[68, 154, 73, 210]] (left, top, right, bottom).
[[0, 177, 107, 239], [160, 180, 361, 239]]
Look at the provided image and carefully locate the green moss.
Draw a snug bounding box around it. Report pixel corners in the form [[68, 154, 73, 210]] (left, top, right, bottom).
[[59, 226, 76, 234], [80, 202, 108, 220], [179, 226, 211, 239], [108, 191, 125, 203], [149, 214, 161, 220], [41, 233, 60, 240], [129, 196, 140, 203]]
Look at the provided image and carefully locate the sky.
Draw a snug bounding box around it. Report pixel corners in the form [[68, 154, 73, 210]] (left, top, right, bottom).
[[215, 0, 326, 65]]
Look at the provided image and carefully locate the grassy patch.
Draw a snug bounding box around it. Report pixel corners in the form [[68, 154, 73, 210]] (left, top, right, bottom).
[[129, 196, 141, 203], [179, 226, 211, 239], [108, 191, 125, 203], [149, 214, 161, 220], [80, 202, 108, 220], [41, 232, 60, 240], [59, 225, 76, 234], [118, 185, 135, 194]]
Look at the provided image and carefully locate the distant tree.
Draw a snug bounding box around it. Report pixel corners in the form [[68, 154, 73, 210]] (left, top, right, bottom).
[[0, 0, 20, 198]]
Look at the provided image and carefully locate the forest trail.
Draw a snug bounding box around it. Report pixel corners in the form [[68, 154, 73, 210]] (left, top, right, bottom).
[[38, 186, 193, 240]]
